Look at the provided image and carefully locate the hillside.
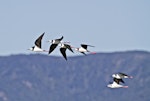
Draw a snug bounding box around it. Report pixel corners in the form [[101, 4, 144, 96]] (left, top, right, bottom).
[[0, 51, 150, 101]]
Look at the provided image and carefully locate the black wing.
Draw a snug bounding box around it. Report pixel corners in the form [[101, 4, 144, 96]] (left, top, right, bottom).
[[118, 72, 128, 76], [81, 44, 95, 49], [81, 44, 88, 49], [35, 32, 45, 48], [49, 44, 58, 54], [64, 44, 74, 53], [119, 79, 125, 83], [81, 52, 87, 55], [113, 78, 124, 84], [60, 48, 67, 60], [114, 78, 120, 84], [56, 36, 63, 41]]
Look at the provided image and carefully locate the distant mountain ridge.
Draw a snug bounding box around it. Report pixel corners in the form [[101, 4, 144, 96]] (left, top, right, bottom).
[[0, 50, 150, 101]]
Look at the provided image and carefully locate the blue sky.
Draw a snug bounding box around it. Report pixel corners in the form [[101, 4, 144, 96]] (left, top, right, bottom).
[[0, 0, 150, 56]]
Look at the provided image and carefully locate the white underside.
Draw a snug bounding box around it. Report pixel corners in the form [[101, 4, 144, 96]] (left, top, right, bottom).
[[78, 47, 87, 52], [33, 46, 44, 52], [107, 82, 123, 88]]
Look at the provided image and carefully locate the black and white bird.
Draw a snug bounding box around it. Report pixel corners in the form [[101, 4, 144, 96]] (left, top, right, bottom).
[[59, 43, 74, 60], [28, 32, 47, 52], [72, 44, 96, 55], [47, 36, 64, 54], [107, 78, 128, 88], [112, 72, 133, 79]]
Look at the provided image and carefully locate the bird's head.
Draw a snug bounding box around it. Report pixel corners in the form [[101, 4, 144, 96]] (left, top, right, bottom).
[[27, 46, 34, 51], [47, 40, 53, 43]]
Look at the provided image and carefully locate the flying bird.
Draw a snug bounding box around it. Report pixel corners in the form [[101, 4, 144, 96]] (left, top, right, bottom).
[[107, 78, 128, 88], [72, 44, 96, 55], [60, 43, 74, 60], [47, 36, 64, 54], [28, 32, 47, 52], [112, 72, 133, 79]]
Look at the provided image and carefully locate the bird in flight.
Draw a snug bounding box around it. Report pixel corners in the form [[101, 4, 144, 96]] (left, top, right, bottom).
[[47, 36, 64, 54], [28, 32, 47, 52], [59, 43, 74, 60], [112, 72, 133, 79], [107, 72, 133, 88], [72, 44, 96, 55], [107, 78, 128, 88]]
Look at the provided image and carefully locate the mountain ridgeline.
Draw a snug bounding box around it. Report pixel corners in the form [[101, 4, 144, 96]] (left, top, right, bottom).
[[0, 51, 150, 101]]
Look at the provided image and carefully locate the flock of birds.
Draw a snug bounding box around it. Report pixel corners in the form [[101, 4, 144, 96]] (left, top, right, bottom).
[[28, 33, 133, 89], [28, 32, 96, 60], [107, 72, 133, 88]]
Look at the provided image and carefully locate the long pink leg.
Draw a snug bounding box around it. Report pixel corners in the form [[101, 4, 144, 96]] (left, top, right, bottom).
[[122, 86, 128, 88], [90, 52, 97, 54]]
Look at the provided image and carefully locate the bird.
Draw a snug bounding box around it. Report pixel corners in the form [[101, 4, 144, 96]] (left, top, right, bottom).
[[107, 78, 128, 88], [47, 36, 64, 54], [59, 43, 74, 60], [112, 72, 133, 79], [72, 44, 96, 55], [28, 32, 47, 52]]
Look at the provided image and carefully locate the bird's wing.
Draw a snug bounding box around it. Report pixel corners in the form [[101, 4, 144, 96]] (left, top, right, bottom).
[[119, 72, 128, 76], [114, 78, 125, 84], [81, 44, 88, 49], [35, 32, 45, 48], [65, 44, 74, 53], [113, 78, 120, 84], [57, 36, 63, 41], [81, 52, 87, 55], [49, 44, 58, 54], [60, 48, 67, 60], [81, 44, 95, 49], [119, 79, 125, 83]]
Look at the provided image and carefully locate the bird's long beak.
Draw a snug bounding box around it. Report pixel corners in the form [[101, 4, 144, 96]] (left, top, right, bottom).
[[46, 40, 52, 43], [61, 41, 70, 44], [27, 48, 31, 50], [43, 50, 49, 52], [63, 41, 70, 44]]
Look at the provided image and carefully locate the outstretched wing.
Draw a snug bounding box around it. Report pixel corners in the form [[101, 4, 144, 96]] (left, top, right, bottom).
[[49, 44, 58, 54], [81, 52, 87, 55], [60, 48, 67, 60], [113, 78, 124, 84], [119, 79, 125, 83], [65, 44, 74, 53], [118, 72, 128, 76], [56, 36, 63, 41], [81, 44, 88, 49], [35, 32, 45, 48], [81, 44, 94, 49]]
